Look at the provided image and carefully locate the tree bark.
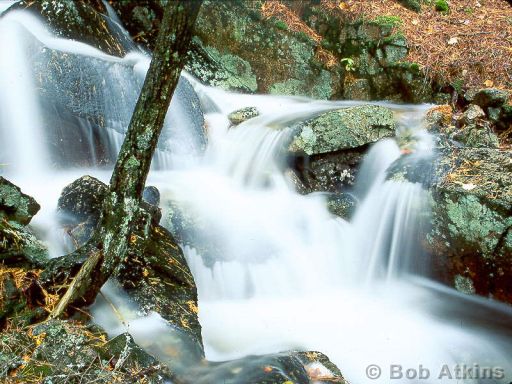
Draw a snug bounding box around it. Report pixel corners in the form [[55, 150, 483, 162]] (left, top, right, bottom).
[[50, 0, 202, 319]]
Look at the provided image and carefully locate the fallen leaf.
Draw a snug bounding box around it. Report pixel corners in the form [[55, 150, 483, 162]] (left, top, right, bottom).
[[447, 37, 458, 45], [412, 19, 419, 25], [484, 79, 494, 87]]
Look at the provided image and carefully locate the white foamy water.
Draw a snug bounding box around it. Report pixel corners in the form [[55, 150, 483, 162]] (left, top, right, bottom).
[[1, 8, 511, 384]]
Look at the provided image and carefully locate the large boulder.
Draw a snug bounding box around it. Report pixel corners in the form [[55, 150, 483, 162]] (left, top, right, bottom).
[[7, 0, 136, 57], [427, 148, 512, 303], [389, 147, 512, 303], [289, 105, 396, 155], [287, 105, 395, 193]]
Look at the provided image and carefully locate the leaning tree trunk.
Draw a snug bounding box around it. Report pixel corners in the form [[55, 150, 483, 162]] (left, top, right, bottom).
[[50, 0, 202, 319]]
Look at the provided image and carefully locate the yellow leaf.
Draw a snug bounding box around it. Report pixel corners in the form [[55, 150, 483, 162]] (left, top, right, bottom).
[[484, 79, 494, 87]]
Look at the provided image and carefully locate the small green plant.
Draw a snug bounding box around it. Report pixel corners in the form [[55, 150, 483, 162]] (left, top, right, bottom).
[[340, 57, 356, 72], [451, 78, 464, 94], [275, 20, 288, 31], [372, 15, 403, 29], [435, 0, 449, 13], [464, 7, 473, 14]]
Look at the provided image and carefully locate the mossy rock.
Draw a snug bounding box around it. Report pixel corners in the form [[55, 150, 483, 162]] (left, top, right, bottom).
[[289, 105, 396, 155], [0, 177, 40, 226]]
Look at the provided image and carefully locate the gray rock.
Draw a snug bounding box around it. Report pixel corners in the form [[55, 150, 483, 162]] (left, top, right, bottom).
[[0, 177, 40, 225], [289, 105, 396, 155], [472, 88, 510, 108], [461, 104, 485, 125], [228, 107, 259, 125]]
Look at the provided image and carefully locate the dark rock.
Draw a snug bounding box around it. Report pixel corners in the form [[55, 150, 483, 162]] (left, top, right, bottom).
[[228, 107, 260, 125], [8, 0, 136, 57], [58, 175, 107, 225], [143, 185, 160, 207], [0, 177, 40, 225], [178, 351, 347, 384], [289, 105, 396, 156], [326, 192, 357, 220], [0, 319, 171, 383], [0, 220, 48, 268], [472, 88, 510, 108], [299, 149, 365, 193]]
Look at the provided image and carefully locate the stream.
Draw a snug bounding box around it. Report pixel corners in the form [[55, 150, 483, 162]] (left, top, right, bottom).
[[0, 8, 511, 384]]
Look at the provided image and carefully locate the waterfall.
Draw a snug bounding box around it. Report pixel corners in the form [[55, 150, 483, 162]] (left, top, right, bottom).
[[1, 8, 511, 384]]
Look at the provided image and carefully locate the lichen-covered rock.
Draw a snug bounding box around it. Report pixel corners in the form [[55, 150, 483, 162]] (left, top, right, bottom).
[[228, 107, 260, 125], [425, 148, 511, 303], [110, 0, 340, 98], [289, 105, 396, 155], [0, 177, 40, 225], [0, 220, 48, 268], [326, 193, 357, 220], [461, 104, 486, 125], [472, 88, 510, 108], [0, 320, 171, 383]]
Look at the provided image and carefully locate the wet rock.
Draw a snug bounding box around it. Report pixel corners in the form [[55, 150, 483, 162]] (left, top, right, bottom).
[[50, 176, 202, 354], [180, 351, 347, 384], [8, 0, 135, 57], [289, 105, 396, 155], [110, 0, 340, 98], [58, 176, 107, 224], [299, 149, 365, 193], [326, 193, 357, 220], [472, 88, 510, 108], [143, 185, 160, 207], [0, 220, 48, 268], [0, 177, 40, 225], [228, 107, 260, 125], [415, 147, 512, 304], [0, 319, 171, 383]]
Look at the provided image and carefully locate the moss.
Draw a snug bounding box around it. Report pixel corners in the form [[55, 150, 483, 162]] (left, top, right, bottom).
[[371, 15, 403, 29], [275, 19, 288, 31], [435, 0, 450, 13]]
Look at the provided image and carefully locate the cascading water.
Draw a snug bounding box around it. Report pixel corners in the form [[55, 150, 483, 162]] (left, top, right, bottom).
[[1, 6, 511, 384]]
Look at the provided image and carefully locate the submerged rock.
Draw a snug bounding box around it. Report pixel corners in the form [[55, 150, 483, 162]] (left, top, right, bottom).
[[289, 105, 396, 155]]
